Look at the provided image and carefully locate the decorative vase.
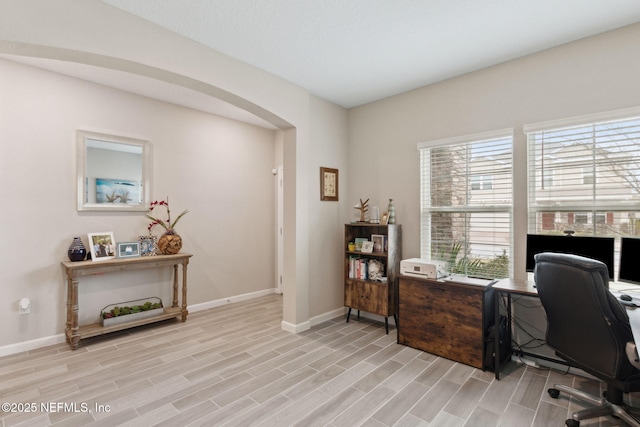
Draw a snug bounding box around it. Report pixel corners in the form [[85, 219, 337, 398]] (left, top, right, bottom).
[[158, 230, 182, 255], [388, 199, 396, 224], [67, 237, 87, 262]]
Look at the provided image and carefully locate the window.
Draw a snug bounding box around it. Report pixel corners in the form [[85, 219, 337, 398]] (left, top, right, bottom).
[[526, 113, 640, 275], [418, 130, 513, 279], [471, 175, 493, 190]]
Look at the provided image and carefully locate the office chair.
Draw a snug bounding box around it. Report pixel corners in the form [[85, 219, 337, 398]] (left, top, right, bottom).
[[534, 252, 640, 427]]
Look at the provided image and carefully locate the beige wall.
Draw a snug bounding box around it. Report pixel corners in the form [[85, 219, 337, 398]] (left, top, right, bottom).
[[0, 0, 350, 352], [348, 23, 640, 281], [0, 58, 278, 347]]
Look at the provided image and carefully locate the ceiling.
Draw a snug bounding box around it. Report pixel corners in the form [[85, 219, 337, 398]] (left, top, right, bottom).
[[4, 1, 640, 130], [99, 0, 640, 108]]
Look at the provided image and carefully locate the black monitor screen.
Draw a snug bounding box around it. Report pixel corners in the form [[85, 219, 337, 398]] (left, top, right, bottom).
[[619, 237, 640, 284], [526, 234, 615, 279]]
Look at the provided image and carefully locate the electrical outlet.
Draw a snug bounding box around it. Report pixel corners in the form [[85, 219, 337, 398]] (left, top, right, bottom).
[[19, 298, 30, 314]]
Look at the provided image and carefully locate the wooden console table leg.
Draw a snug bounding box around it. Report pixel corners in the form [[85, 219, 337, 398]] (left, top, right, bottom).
[[181, 260, 189, 322], [172, 264, 179, 309], [66, 273, 80, 349]]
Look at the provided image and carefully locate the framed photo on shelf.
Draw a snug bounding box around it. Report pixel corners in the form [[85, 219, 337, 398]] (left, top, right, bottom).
[[320, 167, 339, 201], [361, 241, 374, 253], [138, 235, 158, 256], [380, 212, 389, 225], [117, 242, 141, 258], [371, 234, 385, 253], [88, 231, 116, 261], [354, 237, 368, 251]]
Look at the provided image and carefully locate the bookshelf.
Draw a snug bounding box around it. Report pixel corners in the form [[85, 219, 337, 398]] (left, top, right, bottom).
[[344, 223, 401, 334]]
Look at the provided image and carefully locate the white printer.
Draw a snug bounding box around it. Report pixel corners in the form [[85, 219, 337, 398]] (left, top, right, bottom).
[[400, 258, 447, 279]]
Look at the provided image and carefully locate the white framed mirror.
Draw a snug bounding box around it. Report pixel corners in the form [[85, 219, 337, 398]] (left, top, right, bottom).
[[77, 130, 151, 211]]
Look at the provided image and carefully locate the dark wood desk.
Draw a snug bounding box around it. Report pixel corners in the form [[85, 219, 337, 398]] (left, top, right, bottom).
[[492, 278, 538, 379]]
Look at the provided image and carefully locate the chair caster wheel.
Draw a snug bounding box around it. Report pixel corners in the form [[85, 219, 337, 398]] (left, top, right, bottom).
[[548, 388, 560, 399], [565, 419, 579, 427]]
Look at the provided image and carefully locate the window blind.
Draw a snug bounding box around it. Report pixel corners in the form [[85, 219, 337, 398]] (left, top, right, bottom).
[[527, 116, 640, 240], [419, 132, 513, 279]]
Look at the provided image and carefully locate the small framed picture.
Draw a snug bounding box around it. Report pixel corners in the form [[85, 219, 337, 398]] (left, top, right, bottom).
[[320, 167, 339, 201], [371, 234, 385, 253], [117, 242, 141, 258], [138, 235, 158, 256], [354, 237, 368, 251], [361, 241, 374, 253], [381, 212, 389, 225], [88, 232, 116, 261]]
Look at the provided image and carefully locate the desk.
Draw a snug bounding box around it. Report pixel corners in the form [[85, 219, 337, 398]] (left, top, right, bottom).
[[492, 278, 538, 379], [61, 253, 192, 349], [398, 275, 494, 369]]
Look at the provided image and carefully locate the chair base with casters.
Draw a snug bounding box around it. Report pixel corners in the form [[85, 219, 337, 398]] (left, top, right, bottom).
[[548, 383, 640, 427]]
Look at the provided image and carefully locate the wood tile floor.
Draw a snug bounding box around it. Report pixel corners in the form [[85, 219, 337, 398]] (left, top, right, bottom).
[[0, 294, 634, 426]]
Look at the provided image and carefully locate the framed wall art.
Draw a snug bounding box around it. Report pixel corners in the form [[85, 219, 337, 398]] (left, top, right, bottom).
[[320, 167, 339, 201]]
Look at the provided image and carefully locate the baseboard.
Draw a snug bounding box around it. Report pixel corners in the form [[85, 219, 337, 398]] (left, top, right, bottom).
[[0, 289, 349, 357], [281, 319, 311, 333], [0, 334, 67, 358], [188, 288, 277, 313]]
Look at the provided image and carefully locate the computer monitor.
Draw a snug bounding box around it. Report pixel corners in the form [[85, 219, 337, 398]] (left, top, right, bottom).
[[526, 234, 615, 279], [619, 237, 640, 284]]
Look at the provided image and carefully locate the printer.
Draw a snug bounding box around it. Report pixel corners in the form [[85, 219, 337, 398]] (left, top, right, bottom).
[[400, 258, 447, 279]]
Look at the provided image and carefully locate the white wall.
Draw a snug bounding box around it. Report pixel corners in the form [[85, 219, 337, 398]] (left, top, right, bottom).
[[348, 23, 640, 279], [0, 58, 280, 348]]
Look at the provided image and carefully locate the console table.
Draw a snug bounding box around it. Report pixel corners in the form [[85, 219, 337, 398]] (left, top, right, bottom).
[[61, 253, 192, 349]]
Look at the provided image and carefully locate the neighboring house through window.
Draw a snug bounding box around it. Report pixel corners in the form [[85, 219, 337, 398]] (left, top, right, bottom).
[[418, 130, 513, 279]]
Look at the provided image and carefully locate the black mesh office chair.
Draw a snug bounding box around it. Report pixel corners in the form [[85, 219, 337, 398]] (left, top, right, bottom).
[[534, 252, 640, 427]]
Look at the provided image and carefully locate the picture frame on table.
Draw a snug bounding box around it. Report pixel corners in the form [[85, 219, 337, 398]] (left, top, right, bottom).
[[88, 231, 116, 261], [138, 235, 158, 256], [117, 242, 141, 258]]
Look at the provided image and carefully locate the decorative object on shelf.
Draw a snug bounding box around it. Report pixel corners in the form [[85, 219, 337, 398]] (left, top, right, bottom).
[[381, 212, 389, 225], [67, 237, 87, 262], [371, 234, 385, 253], [101, 297, 163, 327], [354, 198, 370, 222], [387, 199, 396, 224], [158, 231, 182, 255], [370, 206, 380, 223], [368, 259, 385, 281], [146, 197, 189, 255], [348, 242, 355, 252], [361, 241, 374, 253], [87, 231, 116, 262], [138, 235, 158, 256], [320, 167, 339, 201], [116, 242, 141, 258]]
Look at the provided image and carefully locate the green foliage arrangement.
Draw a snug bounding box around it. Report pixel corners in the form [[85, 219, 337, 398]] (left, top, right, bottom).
[[102, 301, 163, 319]]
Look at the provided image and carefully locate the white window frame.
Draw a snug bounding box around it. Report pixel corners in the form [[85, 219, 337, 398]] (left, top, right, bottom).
[[418, 129, 514, 279]]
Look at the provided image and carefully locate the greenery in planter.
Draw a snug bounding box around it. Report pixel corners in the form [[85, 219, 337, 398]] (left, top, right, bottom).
[[102, 301, 163, 319]]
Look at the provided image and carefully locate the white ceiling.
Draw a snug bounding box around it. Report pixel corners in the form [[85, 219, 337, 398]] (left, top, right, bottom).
[[99, 0, 640, 108]]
